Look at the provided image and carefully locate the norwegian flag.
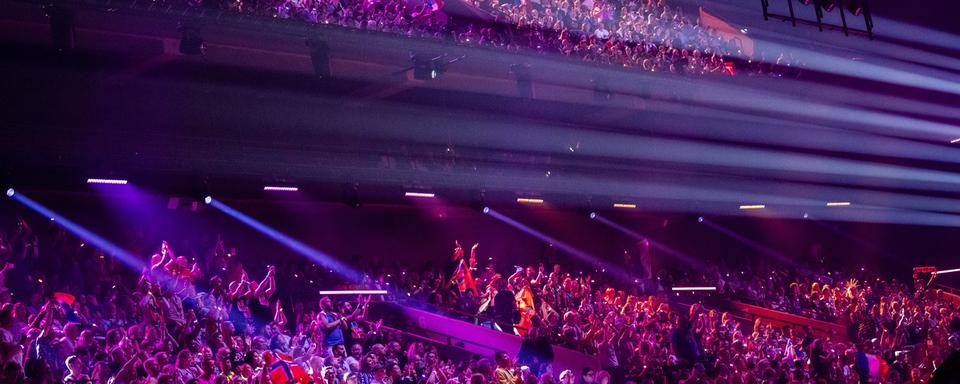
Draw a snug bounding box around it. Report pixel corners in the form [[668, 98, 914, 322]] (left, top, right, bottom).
[[452, 258, 478, 296], [263, 351, 310, 384]]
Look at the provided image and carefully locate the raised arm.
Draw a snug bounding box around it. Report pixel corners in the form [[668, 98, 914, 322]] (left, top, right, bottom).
[[344, 298, 364, 321], [230, 272, 250, 299], [255, 266, 276, 297], [274, 301, 287, 327], [151, 241, 171, 271], [469, 243, 479, 269]]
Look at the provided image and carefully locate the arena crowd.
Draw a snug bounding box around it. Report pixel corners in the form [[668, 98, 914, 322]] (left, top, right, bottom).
[[174, 0, 801, 77], [0, 214, 957, 383]]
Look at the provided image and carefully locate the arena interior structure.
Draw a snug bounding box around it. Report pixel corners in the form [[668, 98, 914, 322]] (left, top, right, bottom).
[[2, 0, 960, 382]]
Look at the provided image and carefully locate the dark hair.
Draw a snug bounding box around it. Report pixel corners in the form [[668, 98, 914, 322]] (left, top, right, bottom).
[[470, 373, 486, 384]]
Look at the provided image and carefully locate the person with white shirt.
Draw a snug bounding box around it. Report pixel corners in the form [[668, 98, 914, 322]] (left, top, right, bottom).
[[594, 25, 610, 39]]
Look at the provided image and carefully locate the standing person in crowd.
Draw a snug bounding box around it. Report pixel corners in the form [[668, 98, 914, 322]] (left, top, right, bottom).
[[494, 350, 522, 384], [0, 214, 956, 384]]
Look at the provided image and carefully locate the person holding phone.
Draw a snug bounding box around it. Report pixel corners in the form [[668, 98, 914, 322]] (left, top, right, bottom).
[[493, 351, 522, 384]]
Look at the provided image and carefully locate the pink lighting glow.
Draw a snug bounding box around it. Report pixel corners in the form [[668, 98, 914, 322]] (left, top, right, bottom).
[[405, 192, 436, 198], [87, 178, 128, 185], [263, 186, 299, 192], [671, 286, 718, 291], [316, 290, 389, 295]]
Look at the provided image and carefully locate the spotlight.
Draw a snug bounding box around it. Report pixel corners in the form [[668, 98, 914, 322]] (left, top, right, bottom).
[[951, 138, 960, 144], [803, 213, 810, 219], [482, 207, 490, 214], [5, 188, 14, 197], [178, 24, 205, 55], [589, 212, 597, 219], [204, 196, 212, 204], [470, 191, 488, 213], [697, 216, 704, 223], [817, 0, 836, 12], [845, 0, 863, 15]]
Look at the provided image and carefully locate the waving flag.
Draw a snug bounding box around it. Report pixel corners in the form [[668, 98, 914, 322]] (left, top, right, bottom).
[[53, 292, 75, 305], [452, 259, 478, 295], [263, 351, 310, 384], [54, 292, 81, 323]]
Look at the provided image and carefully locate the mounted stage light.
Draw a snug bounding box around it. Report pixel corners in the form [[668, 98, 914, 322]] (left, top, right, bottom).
[[589, 212, 597, 219], [204, 196, 212, 204], [482, 207, 491, 214], [739, 204, 766, 210], [5, 188, 14, 197], [517, 197, 544, 204], [613, 203, 636, 209], [697, 216, 704, 223]]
